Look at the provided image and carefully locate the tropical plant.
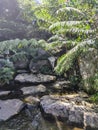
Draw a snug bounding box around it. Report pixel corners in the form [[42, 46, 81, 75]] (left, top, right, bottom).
[[33, 0, 97, 73], [30, 0, 98, 93]]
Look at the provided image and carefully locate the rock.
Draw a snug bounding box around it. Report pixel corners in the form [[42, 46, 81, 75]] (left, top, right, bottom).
[[40, 95, 70, 118], [32, 112, 43, 130], [36, 48, 50, 58], [0, 91, 11, 97], [25, 104, 39, 118], [21, 85, 46, 95], [24, 96, 40, 105], [84, 112, 98, 128], [64, 94, 80, 100], [15, 73, 56, 84], [52, 80, 71, 90], [79, 48, 98, 92], [78, 91, 89, 98], [11, 52, 29, 69], [29, 48, 53, 74], [68, 105, 85, 125], [0, 99, 24, 121], [29, 59, 52, 74], [40, 94, 98, 128], [48, 56, 57, 69], [16, 70, 29, 74], [52, 82, 62, 90]]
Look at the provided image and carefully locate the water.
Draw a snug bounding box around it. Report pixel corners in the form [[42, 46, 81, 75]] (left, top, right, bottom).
[[0, 110, 83, 130]]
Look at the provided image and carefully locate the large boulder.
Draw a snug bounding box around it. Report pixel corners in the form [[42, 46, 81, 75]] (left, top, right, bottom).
[[68, 105, 85, 125], [40, 95, 85, 122], [79, 48, 98, 93], [84, 112, 98, 129], [29, 48, 52, 74], [0, 99, 24, 121], [40, 94, 98, 128], [15, 73, 56, 84], [41, 97, 70, 118], [29, 59, 52, 74]]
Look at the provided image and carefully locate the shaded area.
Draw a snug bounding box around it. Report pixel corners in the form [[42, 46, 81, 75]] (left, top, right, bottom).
[[0, 109, 83, 130], [0, 0, 51, 41]]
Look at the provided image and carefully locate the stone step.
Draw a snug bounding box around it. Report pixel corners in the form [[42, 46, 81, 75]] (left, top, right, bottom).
[[15, 73, 56, 84], [0, 84, 47, 99], [21, 84, 46, 96], [0, 99, 25, 121]]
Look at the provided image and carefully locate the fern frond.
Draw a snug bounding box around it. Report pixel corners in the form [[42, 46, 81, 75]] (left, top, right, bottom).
[[48, 35, 63, 42], [46, 40, 79, 53], [56, 7, 84, 15], [0, 38, 46, 53], [55, 39, 95, 74], [57, 28, 95, 36], [49, 21, 84, 32], [38, 39, 47, 49]]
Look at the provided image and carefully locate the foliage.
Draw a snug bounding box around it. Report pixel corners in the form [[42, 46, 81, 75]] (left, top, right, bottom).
[[83, 73, 98, 94], [90, 93, 98, 104], [29, 0, 98, 95], [0, 67, 14, 86], [0, 38, 48, 87], [0, 38, 48, 70], [0, 38, 46, 54], [33, 0, 97, 74], [55, 39, 95, 74], [10, 52, 28, 63], [0, 60, 14, 86], [0, 0, 98, 95]]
